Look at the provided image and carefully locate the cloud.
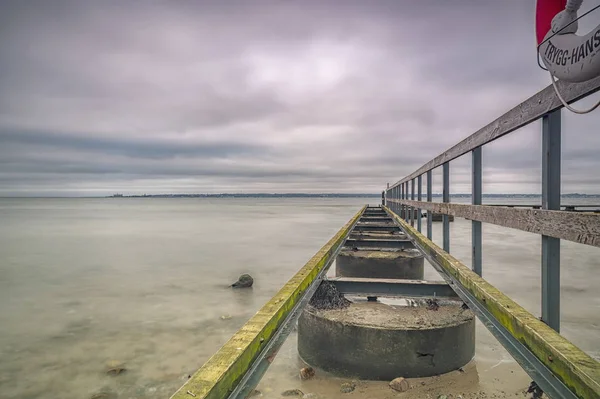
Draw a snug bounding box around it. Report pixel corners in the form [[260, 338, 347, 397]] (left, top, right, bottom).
[[1, 0, 599, 196]]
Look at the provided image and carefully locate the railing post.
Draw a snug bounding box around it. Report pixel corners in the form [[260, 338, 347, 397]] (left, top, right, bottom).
[[411, 178, 415, 226], [417, 175, 422, 233], [386, 183, 389, 207], [399, 184, 402, 217], [406, 182, 409, 221], [541, 109, 561, 332], [406, 181, 410, 224], [427, 170, 432, 240], [443, 162, 450, 253], [397, 186, 400, 215], [472, 147, 482, 276], [405, 182, 409, 221], [401, 183, 405, 220]]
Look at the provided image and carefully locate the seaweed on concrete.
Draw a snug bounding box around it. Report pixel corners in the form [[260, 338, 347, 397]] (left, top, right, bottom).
[[309, 280, 351, 310]]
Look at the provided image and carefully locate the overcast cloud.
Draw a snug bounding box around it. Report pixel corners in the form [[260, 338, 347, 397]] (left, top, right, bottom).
[[1, 0, 599, 196]]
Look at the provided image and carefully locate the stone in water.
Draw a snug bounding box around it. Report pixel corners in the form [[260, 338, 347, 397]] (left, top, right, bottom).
[[231, 274, 253, 288]]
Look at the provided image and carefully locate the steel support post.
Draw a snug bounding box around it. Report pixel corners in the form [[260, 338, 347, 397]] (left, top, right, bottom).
[[472, 147, 482, 276], [443, 162, 450, 253], [541, 110, 561, 332], [411, 178, 415, 226], [405, 182, 409, 221], [427, 170, 432, 240], [417, 175, 422, 232]]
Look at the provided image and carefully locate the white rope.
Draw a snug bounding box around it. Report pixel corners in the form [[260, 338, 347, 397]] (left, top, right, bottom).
[[566, 0, 583, 12], [549, 71, 600, 114]]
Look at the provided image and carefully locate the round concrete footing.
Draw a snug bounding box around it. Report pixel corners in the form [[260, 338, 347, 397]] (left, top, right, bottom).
[[298, 299, 475, 380], [336, 249, 424, 279], [349, 231, 408, 240]]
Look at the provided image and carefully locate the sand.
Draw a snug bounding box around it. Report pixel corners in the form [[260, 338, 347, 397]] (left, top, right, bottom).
[[311, 299, 474, 330], [255, 321, 544, 399]]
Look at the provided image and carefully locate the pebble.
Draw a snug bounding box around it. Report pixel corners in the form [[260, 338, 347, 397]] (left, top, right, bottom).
[[389, 377, 409, 392], [90, 392, 116, 399], [281, 389, 304, 397], [105, 360, 126, 376], [437, 395, 448, 399], [340, 382, 356, 393], [299, 367, 315, 380]]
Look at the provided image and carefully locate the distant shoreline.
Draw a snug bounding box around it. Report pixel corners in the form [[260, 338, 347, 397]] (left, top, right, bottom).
[[1, 193, 599, 199], [104, 193, 599, 198]]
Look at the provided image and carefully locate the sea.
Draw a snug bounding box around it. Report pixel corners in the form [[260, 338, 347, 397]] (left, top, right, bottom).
[[0, 197, 598, 399]]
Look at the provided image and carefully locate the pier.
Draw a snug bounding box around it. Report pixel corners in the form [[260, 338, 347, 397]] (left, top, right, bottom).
[[170, 78, 600, 398]]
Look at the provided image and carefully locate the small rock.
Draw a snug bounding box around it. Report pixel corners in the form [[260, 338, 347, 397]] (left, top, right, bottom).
[[389, 377, 409, 392], [340, 382, 355, 393], [426, 298, 440, 311], [437, 395, 448, 399], [105, 360, 126, 376], [220, 314, 232, 320], [300, 366, 315, 380], [231, 274, 254, 288], [90, 392, 116, 399], [248, 389, 262, 397], [302, 394, 319, 399], [281, 389, 304, 397]]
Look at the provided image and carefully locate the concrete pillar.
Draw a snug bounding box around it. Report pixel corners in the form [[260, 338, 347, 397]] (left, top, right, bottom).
[[336, 249, 424, 280], [298, 300, 475, 380]]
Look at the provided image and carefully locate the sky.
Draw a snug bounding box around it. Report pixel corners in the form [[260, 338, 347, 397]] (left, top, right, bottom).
[[1, 0, 599, 196]]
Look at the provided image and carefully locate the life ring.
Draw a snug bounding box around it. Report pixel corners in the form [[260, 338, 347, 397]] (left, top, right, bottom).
[[536, 0, 600, 83]]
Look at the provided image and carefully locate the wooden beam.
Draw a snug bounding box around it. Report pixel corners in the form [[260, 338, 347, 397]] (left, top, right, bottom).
[[387, 199, 600, 248], [384, 206, 600, 399], [170, 206, 367, 399], [389, 76, 600, 188]]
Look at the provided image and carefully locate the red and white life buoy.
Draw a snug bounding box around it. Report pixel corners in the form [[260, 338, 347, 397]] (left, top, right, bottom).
[[536, 0, 600, 83]]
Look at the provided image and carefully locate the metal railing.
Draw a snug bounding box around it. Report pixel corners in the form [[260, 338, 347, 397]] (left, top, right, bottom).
[[384, 76, 600, 399]]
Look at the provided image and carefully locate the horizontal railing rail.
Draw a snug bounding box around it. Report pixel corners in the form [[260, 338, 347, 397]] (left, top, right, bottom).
[[386, 199, 600, 247]]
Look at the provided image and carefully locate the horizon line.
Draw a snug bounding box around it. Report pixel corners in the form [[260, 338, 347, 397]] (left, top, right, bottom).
[[2, 192, 600, 199]]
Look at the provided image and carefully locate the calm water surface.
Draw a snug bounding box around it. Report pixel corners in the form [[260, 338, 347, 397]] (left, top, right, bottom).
[[0, 198, 598, 398]]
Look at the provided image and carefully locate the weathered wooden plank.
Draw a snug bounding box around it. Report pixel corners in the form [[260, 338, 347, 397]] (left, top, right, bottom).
[[389, 76, 600, 188], [385, 206, 600, 399], [387, 199, 600, 248], [170, 206, 367, 399]]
